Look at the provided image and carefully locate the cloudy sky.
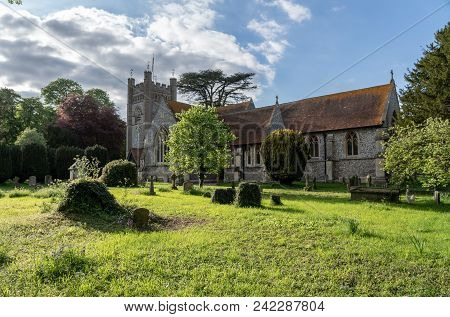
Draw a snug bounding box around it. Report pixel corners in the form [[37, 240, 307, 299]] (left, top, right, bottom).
[[0, 0, 448, 116]]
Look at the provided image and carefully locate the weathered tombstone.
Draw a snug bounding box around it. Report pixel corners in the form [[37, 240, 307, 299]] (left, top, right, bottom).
[[271, 195, 282, 205], [183, 180, 193, 192], [434, 191, 441, 204], [132, 208, 150, 229], [171, 174, 178, 190], [405, 185, 415, 204], [149, 176, 156, 196], [29, 176, 37, 187], [12, 176, 19, 187], [367, 174, 372, 188], [45, 175, 53, 185]]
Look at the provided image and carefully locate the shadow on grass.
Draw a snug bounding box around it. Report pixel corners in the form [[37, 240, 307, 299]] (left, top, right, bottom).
[[263, 189, 449, 213], [264, 205, 306, 214]]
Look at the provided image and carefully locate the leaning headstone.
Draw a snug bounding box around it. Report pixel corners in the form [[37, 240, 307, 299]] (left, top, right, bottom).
[[132, 208, 150, 229], [183, 180, 193, 192], [433, 191, 441, 204], [149, 176, 156, 196], [367, 174, 372, 188], [45, 175, 53, 185], [171, 174, 178, 190], [12, 176, 20, 187], [29, 176, 37, 187]]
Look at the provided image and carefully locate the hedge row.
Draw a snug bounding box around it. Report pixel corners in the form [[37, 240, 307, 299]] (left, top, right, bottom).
[[0, 143, 111, 184]]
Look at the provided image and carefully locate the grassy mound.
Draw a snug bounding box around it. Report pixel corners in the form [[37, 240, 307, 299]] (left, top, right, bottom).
[[57, 179, 123, 215]]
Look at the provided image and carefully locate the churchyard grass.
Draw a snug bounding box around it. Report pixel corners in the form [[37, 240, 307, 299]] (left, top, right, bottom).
[[0, 182, 448, 296]]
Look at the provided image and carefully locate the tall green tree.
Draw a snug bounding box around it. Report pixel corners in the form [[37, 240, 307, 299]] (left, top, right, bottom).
[[0, 88, 21, 143], [383, 118, 450, 202], [85, 88, 116, 108], [178, 69, 256, 107], [41, 78, 83, 106], [400, 23, 450, 126], [15, 97, 56, 134], [15, 128, 47, 147], [166, 106, 236, 187]]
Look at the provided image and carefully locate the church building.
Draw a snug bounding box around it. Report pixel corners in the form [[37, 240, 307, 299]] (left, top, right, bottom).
[[126, 69, 400, 184]]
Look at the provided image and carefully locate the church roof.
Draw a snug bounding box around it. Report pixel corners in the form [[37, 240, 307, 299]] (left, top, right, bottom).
[[219, 82, 394, 145], [167, 100, 191, 116], [216, 99, 255, 115], [280, 83, 393, 133]]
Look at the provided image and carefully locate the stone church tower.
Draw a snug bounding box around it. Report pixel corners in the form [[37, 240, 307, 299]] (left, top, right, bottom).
[[126, 69, 177, 157]]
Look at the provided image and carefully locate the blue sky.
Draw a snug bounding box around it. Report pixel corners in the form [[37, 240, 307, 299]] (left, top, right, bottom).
[[1, 0, 449, 113]]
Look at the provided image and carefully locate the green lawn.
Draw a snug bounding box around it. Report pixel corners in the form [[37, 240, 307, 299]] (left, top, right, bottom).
[[0, 182, 448, 296]]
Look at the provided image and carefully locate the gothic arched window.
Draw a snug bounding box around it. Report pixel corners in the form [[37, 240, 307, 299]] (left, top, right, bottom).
[[346, 131, 359, 156], [155, 128, 169, 163], [309, 136, 319, 158]]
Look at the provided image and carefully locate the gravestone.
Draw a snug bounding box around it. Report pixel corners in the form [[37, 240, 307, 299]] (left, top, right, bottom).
[[271, 195, 282, 206], [183, 180, 193, 192], [366, 174, 372, 188], [12, 176, 19, 187], [132, 208, 150, 229], [149, 176, 156, 196], [45, 175, 53, 185], [29, 176, 37, 187], [434, 191, 441, 204], [171, 174, 178, 190]]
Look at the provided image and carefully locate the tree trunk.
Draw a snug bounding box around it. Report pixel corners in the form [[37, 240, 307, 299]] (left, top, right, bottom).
[[199, 172, 205, 188]]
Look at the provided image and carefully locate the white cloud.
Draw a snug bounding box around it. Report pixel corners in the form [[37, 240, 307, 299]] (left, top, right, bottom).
[[258, 0, 311, 23], [247, 18, 285, 40], [248, 40, 289, 64], [0, 1, 274, 116]]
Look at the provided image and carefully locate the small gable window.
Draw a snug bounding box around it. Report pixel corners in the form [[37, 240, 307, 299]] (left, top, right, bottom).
[[346, 131, 359, 156], [309, 136, 319, 158]]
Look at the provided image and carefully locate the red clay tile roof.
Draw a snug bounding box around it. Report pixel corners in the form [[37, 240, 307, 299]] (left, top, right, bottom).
[[281, 83, 393, 133], [167, 100, 191, 115], [216, 99, 255, 115], [219, 83, 394, 145]]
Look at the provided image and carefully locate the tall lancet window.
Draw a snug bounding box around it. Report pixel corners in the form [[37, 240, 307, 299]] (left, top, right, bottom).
[[155, 128, 169, 164], [346, 131, 359, 156], [309, 136, 319, 158]]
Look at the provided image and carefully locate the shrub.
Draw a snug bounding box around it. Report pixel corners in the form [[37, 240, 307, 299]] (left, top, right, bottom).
[[55, 146, 84, 180], [72, 156, 101, 179], [0, 144, 12, 183], [261, 129, 309, 185], [47, 147, 57, 178], [101, 160, 137, 187], [203, 192, 212, 198], [85, 145, 108, 167], [0, 190, 5, 198], [235, 182, 262, 207], [36, 248, 91, 282], [9, 144, 22, 179], [21, 143, 48, 182], [57, 179, 124, 215], [8, 188, 31, 198], [212, 188, 236, 204]]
